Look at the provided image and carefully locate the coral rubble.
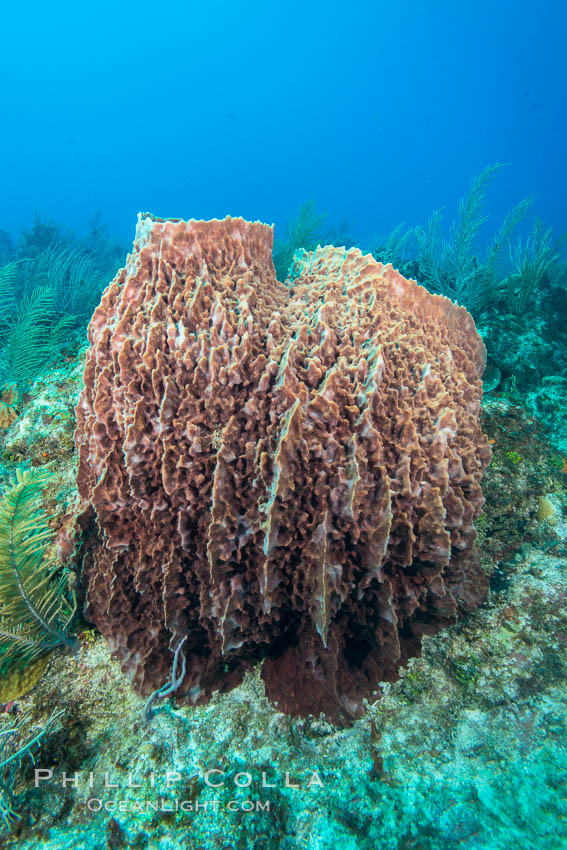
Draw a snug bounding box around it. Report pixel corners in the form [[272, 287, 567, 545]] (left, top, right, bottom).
[[73, 214, 491, 721]]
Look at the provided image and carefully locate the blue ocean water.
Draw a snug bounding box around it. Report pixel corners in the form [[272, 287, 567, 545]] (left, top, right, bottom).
[[0, 3, 566, 850], [1, 0, 565, 243]]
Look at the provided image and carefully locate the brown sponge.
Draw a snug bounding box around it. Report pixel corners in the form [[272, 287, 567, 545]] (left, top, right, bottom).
[[74, 214, 491, 722]]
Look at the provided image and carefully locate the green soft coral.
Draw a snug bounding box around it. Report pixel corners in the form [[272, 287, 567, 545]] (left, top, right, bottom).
[[0, 467, 77, 696]]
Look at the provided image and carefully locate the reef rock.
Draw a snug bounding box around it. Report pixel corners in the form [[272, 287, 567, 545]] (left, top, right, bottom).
[[74, 214, 491, 722]]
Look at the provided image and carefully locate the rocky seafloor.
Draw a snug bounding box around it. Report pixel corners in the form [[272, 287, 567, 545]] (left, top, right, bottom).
[[0, 355, 566, 850]]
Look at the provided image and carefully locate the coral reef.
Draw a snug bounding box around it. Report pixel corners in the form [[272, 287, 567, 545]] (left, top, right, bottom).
[[73, 214, 491, 722], [0, 389, 18, 430], [413, 163, 532, 315], [0, 205, 564, 849], [0, 708, 63, 830], [525, 376, 567, 456], [272, 199, 328, 281], [4, 480, 566, 848]]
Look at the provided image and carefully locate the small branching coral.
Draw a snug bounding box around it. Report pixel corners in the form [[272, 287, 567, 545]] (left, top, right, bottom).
[[43, 242, 109, 321], [0, 264, 18, 331], [370, 222, 416, 273], [0, 271, 76, 391], [0, 467, 77, 702], [273, 199, 327, 281], [415, 163, 533, 315], [503, 219, 560, 315]]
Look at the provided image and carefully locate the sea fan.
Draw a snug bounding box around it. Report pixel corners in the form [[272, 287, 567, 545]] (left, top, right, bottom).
[[0, 264, 18, 344], [0, 467, 77, 700], [0, 285, 76, 389], [273, 199, 327, 281]]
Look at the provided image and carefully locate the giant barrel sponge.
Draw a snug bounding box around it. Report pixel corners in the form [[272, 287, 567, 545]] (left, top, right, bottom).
[[74, 214, 491, 722]]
